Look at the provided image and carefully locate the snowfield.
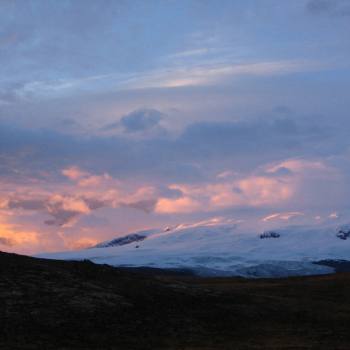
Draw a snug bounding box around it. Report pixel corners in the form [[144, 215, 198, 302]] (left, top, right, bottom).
[[38, 220, 350, 277]]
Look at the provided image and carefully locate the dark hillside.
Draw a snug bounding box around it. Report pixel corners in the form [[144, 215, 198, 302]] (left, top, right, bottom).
[[1, 251, 350, 350]]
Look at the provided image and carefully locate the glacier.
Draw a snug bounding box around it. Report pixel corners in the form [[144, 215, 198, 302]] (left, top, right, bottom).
[[38, 220, 350, 278]]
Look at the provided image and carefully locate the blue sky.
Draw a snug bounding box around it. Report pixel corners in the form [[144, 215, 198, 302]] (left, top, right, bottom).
[[1, 0, 350, 253]]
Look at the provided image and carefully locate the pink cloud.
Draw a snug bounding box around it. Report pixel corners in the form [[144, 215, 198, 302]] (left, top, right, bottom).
[[155, 196, 201, 214], [0, 168, 160, 229], [62, 166, 88, 180], [0, 158, 342, 253], [62, 236, 99, 250], [155, 173, 294, 214], [265, 159, 328, 174], [63, 166, 114, 187]]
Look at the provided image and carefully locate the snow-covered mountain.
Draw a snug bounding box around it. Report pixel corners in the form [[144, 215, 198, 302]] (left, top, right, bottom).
[[38, 220, 350, 278]]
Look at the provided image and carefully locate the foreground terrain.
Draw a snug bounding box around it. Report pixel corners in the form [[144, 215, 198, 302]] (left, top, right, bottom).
[[1, 251, 350, 349]]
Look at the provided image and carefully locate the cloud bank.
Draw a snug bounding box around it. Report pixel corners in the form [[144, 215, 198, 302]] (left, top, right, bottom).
[[1, 0, 350, 253]]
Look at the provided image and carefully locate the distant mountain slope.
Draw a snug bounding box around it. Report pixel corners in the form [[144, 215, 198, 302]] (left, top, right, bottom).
[[93, 232, 149, 248], [39, 221, 350, 277], [3, 251, 350, 349]]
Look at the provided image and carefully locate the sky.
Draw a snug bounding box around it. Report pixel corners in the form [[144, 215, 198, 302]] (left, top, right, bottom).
[[1, 0, 350, 254]]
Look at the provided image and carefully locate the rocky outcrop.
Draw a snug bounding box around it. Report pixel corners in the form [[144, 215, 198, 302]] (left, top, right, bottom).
[[93, 233, 146, 248], [259, 231, 280, 239]]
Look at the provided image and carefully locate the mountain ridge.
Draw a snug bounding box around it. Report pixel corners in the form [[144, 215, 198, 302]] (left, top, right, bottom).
[[39, 220, 350, 278]]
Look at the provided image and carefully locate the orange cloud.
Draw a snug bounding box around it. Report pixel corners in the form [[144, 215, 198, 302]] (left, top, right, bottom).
[[63, 237, 99, 250], [155, 197, 201, 214], [0, 220, 39, 248]]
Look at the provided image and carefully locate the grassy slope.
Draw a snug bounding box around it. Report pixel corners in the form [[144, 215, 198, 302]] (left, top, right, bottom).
[[1, 251, 350, 350]]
